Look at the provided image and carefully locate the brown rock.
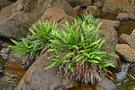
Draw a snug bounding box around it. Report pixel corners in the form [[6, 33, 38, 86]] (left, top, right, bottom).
[[116, 13, 129, 20], [40, 8, 73, 25], [131, 29, 135, 35], [86, 5, 99, 15], [128, 11, 135, 21], [97, 76, 116, 90], [13, 0, 77, 17], [0, 0, 76, 39], [15, 53, 72, 90], [99, 23, 118, 65], [66, 0, 92, 7], [0, 1, 14, 10], [115, 44, 135, 63], [74, 6, 85, 16], [0, 3, 13, 22], [100, 19, 120, 29], [120, 34, 135, 50]]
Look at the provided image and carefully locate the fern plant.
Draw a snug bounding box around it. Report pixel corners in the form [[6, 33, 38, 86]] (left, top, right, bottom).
[[10, 21, 57, 60], [10, 14, 117, 84], [45, 14, 117, 84]]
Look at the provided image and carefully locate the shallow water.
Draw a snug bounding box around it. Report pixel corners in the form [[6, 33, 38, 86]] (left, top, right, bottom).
[[116, 64, 135, 90], [0, 54, 26, 90]]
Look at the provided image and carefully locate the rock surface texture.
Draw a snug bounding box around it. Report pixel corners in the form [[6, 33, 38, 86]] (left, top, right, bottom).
[[99, 23, 118, 65], [116, 13, 129, 20], [120, 33, 135, 50], [115, 44, 135, 63], [15, 53, 72, 90]]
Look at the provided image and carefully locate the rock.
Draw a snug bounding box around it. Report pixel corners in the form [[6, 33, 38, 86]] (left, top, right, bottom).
[[8, 52, 28, 63], [128, 11, 135, 21], [40, 8, 73, 25], [0, 55, 4, 71], [131, 29, 135, 35], [94, 1, 104, 8], [97, 76, 116, 90], [2, 42, 11, 48], [15, 53, 73, 90], [120, 34, 135, 50], [0, 48, 10, 55], [13, 0, 76, 17], [66, 0, 92, 7], [0, 12, 29, 39], [102, 0, 119, 12], [99, 23, 118, 65], [0, 0, 76, 39], [86, 5, 99, 15], [100, 19, 120, 29], [0, 1, 13, 10], [116, 13, 129, 20], [0, 3, 13, 22], [74, 6, 85, 16], [115, 44, 135, 63], [0, 48, 10, 60]]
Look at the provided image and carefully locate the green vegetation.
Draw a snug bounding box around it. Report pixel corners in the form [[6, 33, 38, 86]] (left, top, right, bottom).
[[10, 21, 57, 60], [92, 0, 97, 3], [10, 14, 117, 84]]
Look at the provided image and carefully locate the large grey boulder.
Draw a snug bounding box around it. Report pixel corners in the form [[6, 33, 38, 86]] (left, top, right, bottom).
[[115, 44, 135, 63], [15, 53, 72, 90]]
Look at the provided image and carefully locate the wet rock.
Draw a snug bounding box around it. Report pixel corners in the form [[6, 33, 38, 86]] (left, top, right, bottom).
[[116, 13, 129, 20], [97, 76, 116, 90], [100, 19, 120, 29], [15, 53, 72, 90], [86, 5, 99, 15], [115, 44, 135, 63], [2, 42, 11, 48], [0, 48, 10, 60], [0, 48, 10, 55], [8, 52, 28, 63], [0, 55, 4, 71], [120, 34, 135, 50], [128, 11, 135, 21]]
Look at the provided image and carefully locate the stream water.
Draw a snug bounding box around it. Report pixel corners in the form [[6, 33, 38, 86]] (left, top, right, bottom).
[[0, 39, 26, 90], [100, 12, 135, 90]]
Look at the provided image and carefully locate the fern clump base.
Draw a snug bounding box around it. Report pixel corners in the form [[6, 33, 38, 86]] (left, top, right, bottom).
[[45, 14, 117, 84]]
